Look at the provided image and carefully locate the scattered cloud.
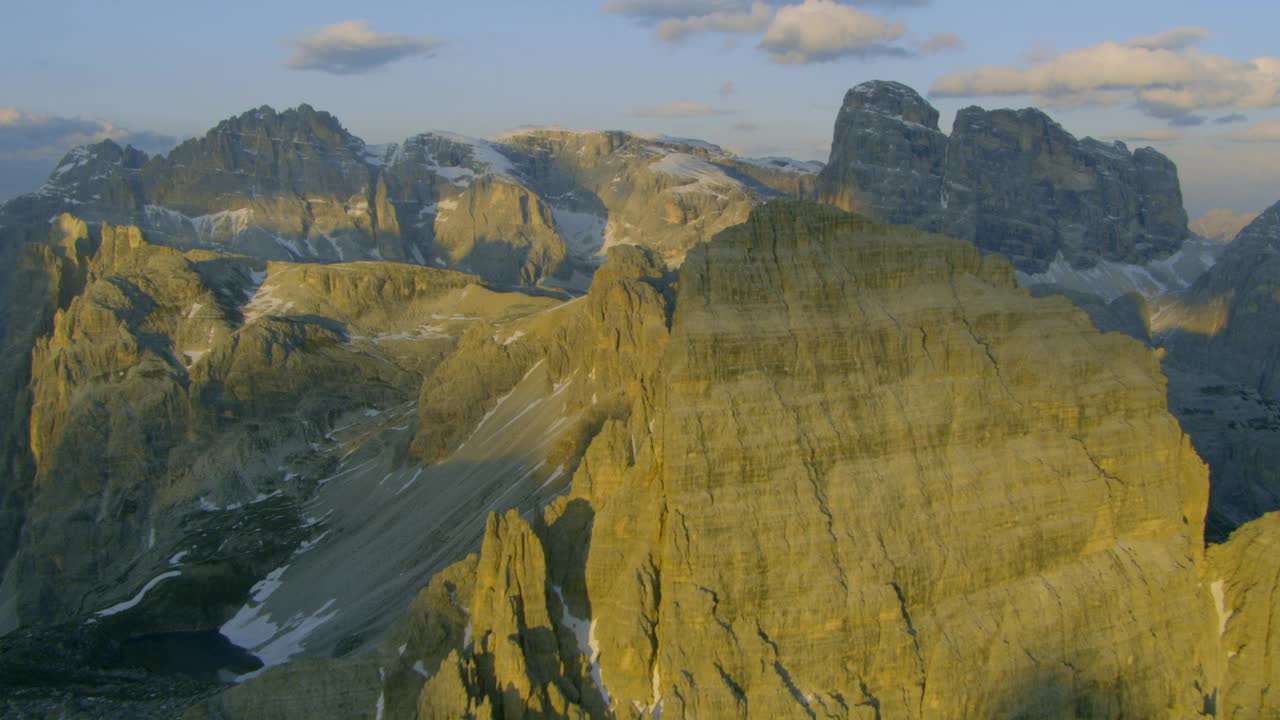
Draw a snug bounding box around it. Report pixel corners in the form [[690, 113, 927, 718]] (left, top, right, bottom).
[[1168, 114, 1206, 127], [605, 0, 924, 61], [759, 0, 907, 64], [931, 28, 1280, 124], [720, 81, 737, 96], [1215, 113, 1248, 125], [657, 1, 772, 41], [286, 20, 442, 75], [0, 109, 174, 160], [1229, 120, 1280, 142], [1102, 128, 1184, 143], [602, 0, 746, 20], [629, 102, 731, 118], [0, 109, 176, 201], [1126, 27, 1211, 51], [915, 32, 963, 54]]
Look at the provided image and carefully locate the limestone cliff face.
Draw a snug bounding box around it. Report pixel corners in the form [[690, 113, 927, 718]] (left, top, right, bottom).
[[498, 129, 803, 271], [817, 81, 947, 228], [1207, 512, 1280, 718], [413, 201, 1226, 718], [433, 177, 567, 286], [2, 216, 521, 633], [817, 81, 1190, 273], [410, 242, 671, 465], [0, 217, 96, 587]]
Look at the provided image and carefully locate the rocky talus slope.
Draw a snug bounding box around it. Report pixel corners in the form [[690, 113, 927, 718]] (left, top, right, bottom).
[[817, 81, 1189, 274], [187, 200, 1280, 720]]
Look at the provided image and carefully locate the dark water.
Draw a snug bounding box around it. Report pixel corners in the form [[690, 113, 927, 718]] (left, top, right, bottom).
[[114, 630, 262, 681]]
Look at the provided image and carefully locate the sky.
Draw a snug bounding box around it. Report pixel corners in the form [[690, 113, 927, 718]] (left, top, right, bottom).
[[1, 0, 1277, 217]]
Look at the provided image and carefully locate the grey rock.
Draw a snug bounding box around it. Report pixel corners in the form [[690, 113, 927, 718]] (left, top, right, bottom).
[[817, 80, 1190, 273]]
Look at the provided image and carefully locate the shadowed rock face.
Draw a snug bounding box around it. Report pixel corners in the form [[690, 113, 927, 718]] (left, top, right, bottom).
[[1157, 200, 1280, 538], [384, 201, 1235, 719], [818, 81, 1190, 274]]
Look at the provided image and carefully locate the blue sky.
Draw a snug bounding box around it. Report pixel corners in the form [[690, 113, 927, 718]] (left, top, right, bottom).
[[2, 0, 1277, 216]]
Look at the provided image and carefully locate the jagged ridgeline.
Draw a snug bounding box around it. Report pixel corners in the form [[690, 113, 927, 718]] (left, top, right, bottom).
[[177, 202, 1271, 719], [2, 80, 1279, 719], [0, 104, 818, 290]]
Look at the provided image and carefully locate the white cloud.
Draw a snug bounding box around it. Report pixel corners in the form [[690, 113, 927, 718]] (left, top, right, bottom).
[[0, 109, 174, 160], [915, 32, 963, 54], [759, 0, 906, 64], [657, 1, 772, 41], [286, 20, 442, 75], [931, 28, 1280, 123], [630, 102, 730, 118], [1229, 120, 1280, 142]]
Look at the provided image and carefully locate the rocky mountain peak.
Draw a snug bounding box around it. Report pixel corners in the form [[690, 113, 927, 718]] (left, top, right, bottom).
[[819, 80, 1190, 273], [841, 79, 940, 129], [1231, 198, 1280, 250], [165, 103, 368, 170]]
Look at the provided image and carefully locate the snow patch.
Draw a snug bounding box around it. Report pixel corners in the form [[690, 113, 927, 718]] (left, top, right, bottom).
[[551, 206, 608, 262], [649, 152, 743, 197], [1016, 240, 1223, 302], [1211, 579, 1234, 637], [95, 571, 182, 617], [222, 598, 341, 679], [191, 208, 254, 243], [552, 585, 610, 705], [375, 668, 386, 720], [739, 156, 823, 175]]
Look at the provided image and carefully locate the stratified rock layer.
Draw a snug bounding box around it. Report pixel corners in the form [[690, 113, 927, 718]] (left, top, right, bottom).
[[817, 81, 1190, 273], [1207, 511, 1280, 718], [413, 201, 1226, 718]]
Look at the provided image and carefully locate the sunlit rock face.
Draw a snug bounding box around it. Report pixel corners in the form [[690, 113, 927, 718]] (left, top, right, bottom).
[[0, 108, 819, 292], [404, 201, 1227, 719], [1207, 511, 1280, 719], [817, 81, 1190, 274]]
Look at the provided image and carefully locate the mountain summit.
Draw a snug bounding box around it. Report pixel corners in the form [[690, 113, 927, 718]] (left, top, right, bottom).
[[818, 80, 1190, 273]]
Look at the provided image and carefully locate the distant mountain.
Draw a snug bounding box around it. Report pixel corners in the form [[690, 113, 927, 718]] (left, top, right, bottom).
[[1155, 200, 1280, 538], [0, 107, 818, 290], [817, 80, 1190, 275], [1191, 207, 1260, 243]]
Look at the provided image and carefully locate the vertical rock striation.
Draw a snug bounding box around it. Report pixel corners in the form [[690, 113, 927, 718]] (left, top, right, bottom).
[[413, 201, 1231, 718]]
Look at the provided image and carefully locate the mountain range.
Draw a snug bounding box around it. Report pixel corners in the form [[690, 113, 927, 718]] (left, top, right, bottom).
[[0, 80, 1278, 719]]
